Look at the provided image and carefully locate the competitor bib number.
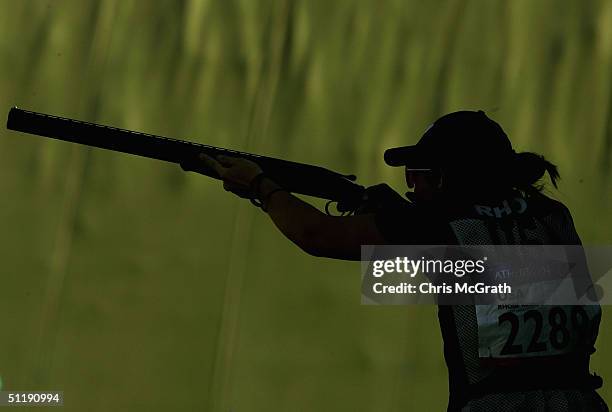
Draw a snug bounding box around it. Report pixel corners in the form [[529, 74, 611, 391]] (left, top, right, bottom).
[[476, 305, 600, 359]]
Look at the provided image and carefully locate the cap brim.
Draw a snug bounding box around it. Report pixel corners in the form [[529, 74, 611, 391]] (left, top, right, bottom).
[[384, 145, 424, 167]]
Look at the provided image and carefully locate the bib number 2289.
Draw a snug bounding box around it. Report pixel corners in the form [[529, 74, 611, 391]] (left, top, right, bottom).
[[476, 305, 600, 359]]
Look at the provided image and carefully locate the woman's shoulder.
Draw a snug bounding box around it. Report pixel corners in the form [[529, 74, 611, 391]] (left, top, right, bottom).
[[522, 190, 573, 219]]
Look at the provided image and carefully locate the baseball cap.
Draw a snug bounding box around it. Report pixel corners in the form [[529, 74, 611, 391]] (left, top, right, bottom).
[[384, 110, 514, 170]]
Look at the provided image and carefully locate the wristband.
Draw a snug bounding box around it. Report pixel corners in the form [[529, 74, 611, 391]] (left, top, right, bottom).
[[249, 172, 267, 199], [261, 188, 287, 212]]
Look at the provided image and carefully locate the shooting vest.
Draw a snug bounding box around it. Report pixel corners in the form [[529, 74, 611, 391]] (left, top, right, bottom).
[[438, 190, 602, 411]]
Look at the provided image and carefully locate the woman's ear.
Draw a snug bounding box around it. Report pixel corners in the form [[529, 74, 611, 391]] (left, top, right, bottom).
[[424, 169, 443, 190], [436, 171, 444, 189]]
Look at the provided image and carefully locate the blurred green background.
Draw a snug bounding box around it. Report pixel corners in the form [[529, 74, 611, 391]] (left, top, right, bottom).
[[1, 0, 611, 410]]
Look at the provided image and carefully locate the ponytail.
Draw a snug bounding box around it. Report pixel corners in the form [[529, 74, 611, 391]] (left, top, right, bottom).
[[511, 151, 560, 191]]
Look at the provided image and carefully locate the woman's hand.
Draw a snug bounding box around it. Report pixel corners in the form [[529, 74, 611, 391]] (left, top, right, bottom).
[[199, 153, 263, 198]]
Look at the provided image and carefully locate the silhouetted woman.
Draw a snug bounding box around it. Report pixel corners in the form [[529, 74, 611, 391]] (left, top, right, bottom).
[[203, 110, 606, 412]]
